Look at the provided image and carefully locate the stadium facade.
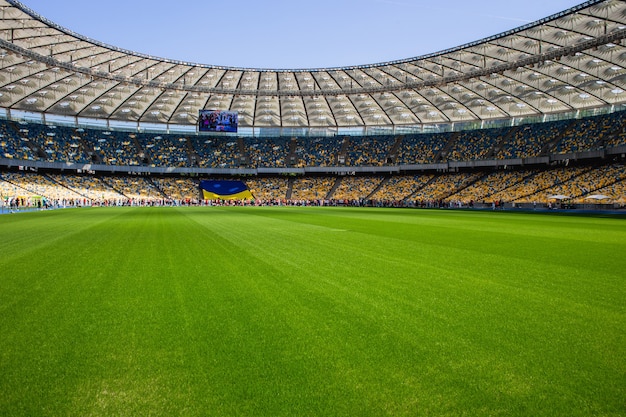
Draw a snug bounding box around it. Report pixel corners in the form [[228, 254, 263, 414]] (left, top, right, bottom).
[[0, 0, 625, 208]]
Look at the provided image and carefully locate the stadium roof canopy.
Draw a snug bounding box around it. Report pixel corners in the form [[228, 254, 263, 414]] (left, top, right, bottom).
[[0, 0, 624, 132]]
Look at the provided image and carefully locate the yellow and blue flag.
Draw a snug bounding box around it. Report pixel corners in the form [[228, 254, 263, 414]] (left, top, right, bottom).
[[200, 180, 253, 200]]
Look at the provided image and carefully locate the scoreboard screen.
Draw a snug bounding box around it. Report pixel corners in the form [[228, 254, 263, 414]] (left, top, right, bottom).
[[198, 110, 238, 133]]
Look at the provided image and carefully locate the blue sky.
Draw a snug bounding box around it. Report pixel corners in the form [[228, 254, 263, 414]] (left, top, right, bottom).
[[22, 0, 585, 69]]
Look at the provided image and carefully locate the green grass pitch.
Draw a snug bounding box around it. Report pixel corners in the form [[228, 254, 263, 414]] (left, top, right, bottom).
[[0, 206, 624, 416]]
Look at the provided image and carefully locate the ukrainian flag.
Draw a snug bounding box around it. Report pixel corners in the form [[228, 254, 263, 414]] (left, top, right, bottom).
[[200, 180, 253, 200]]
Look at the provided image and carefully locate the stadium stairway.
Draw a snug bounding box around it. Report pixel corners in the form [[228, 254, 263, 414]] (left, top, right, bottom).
[[337, 136, 350, 165], [132, 135, 148, 165], [326, 177, 343, 200], [483, 170, 536, 203], [435, 132, 460, 162], [77, 130, 102, 164], [285, 177, 295, 200], [405, 175, 437, 202], [148, 177, 170, 200], [365, 177, 390, 200], [287, 138, 298, 166], [44, 173, 91, 201], [99, 177, 129, 200], [540, 119, 578, 156], [386, 135, 404, 164], [183, 137, 200, 167], [485, 126, 520, 160], [8, 121, 46, 160], [237, 137, 249, 166], [443, 172, 485, 201]]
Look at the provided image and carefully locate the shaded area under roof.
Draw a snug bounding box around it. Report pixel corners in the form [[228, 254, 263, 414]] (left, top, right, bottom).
[[0, 0, 624, 129]]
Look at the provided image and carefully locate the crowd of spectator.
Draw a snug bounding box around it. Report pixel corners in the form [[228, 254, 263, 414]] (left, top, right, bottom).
[[410, 172, 484, 204], [396, 132, 448, 164], [484, 167, 584, 204], [194, 138, 242, 168], [1, 163, 625, 210], [290, 177, 335, 201], [451, 170, 525, 204], [0, 171, 87, 208], [293, 136, 344, 167], [89, 130, 142, 166], [150, 177, 198, 202], [589, 170, 626, 205], [369, 175, 434, 202], [47, 173, 123, 200], [246, 177, 289, 201], [345, 135, 396, 166], [141, 134, 190, 167], [447, 128, 508, 161], [1, 112, 624, 169], [496, 120, 568, 160], [554, 112, 624, 154], [331, 176, 383, 202], [1, 111, 625, 210], [246, 136, 289, 168]]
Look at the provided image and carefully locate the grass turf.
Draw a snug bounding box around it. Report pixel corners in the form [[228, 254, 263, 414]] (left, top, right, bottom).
[[0, 206, 624, 416]]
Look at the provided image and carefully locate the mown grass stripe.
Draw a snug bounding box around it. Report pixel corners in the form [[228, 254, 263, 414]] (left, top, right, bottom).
[[0, 206, 623, 416]]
